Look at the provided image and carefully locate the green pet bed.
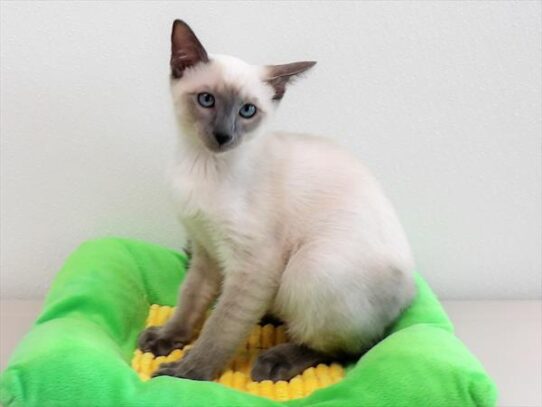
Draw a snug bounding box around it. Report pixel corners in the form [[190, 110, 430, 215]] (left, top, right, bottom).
[[0, 238, 497, 407]]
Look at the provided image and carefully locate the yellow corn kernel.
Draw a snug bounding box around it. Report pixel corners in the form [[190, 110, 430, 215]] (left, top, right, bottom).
[[156, 306, 172, 326], [166, 306, 177, 324], [303, 377, 319, 397], [302, 367, 317, 381], [288, 376, 304, 399], [235, 352, 251, 375], [166, 349, 184, 363], [261, 324, 275, 349], [247, 326, 261, 350], [329, 363, 344, 383], [275, 325, 287, 345], [315, 364, 333, 387], [138, 372, 151, 381], [152, 356, 167, 372], [147, 304, 160, 327], [140, 352, 154, 375], [275, 380, 289, 401], [232, 371, 248, 390], [131, 349, 142, 370], [246, 381, 260, 396], [259, 380, 274, 399], [218, 370, 234, 387]]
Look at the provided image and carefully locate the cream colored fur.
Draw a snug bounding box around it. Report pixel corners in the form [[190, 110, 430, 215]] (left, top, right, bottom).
[[164, 54, 415, 369]]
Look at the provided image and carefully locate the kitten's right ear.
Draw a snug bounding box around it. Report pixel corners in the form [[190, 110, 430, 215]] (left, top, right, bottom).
[[265, 61, 316, 101], [170, 20, 209, 79]]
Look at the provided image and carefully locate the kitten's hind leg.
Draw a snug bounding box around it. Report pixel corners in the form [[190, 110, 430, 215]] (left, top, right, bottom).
[[251, 343, 331, 382]]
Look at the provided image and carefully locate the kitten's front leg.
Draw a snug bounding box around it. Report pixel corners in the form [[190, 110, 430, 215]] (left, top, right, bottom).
[[138, 244, 220, 356], [154, 261, 279, 381]]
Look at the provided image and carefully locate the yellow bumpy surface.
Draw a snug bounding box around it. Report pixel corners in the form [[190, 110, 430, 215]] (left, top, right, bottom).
[[131, 304, 345, 400]]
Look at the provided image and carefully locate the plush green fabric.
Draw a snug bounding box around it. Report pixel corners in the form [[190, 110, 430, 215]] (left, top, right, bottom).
[[0, 238, 497, 407]]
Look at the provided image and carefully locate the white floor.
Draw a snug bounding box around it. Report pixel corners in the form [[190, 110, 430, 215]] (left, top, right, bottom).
[[0, 300, 540, 407]]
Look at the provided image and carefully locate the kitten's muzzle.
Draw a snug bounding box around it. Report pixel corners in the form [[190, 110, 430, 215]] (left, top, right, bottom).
[[213, 132, 233, 147]]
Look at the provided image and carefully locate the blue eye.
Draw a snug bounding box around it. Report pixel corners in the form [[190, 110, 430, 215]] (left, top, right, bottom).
[[197, 92, 215, 108], [239, 103, 257, 119]]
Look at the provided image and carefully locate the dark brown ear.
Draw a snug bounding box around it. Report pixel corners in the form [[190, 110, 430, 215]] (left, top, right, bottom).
[[265, 61, 316, 100], [170, 20, 209, 79]]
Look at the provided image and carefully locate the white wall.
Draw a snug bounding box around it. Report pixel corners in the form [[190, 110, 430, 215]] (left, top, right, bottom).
[[1, 1, 540, 300]]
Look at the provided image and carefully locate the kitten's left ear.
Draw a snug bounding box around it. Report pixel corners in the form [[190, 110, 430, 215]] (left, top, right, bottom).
[[265, 61, 316, 101], [170, 20, 209, 79]]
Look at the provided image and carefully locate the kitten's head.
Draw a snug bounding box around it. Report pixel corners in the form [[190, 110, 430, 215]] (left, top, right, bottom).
[[169, 20, 315, 153]]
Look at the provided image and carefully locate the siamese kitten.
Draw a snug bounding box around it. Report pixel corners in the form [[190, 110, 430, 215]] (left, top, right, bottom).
[[138, 20, 415, 382]]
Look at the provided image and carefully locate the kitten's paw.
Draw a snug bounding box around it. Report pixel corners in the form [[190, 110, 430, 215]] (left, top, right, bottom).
[[251, 343, 329, 382], [251, 346, 296, 382], [152, 357, 215, 381], [137, 326, 187, 356]]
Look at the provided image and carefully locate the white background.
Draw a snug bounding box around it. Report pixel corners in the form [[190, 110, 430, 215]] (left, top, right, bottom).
[[1, 1, 540, 300]]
